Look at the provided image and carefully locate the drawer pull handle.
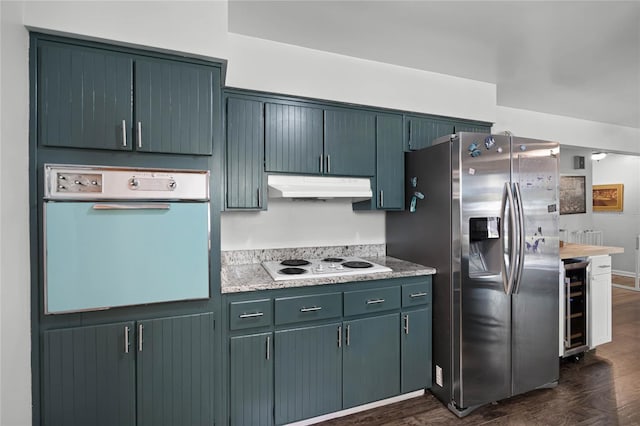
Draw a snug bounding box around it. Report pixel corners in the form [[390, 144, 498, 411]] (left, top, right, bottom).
[[366, 298, 385, 305], [300, 306, 322, 313], [239, 312, 264, 319], [599, 265, 610, 269], [410, 292, 428, 298]]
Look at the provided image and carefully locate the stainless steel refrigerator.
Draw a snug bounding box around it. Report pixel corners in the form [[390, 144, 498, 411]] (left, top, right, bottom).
[[387, 132, 560, 416]]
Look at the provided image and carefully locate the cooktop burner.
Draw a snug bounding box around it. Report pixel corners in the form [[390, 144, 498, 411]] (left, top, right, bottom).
[[280, 259, 311, 267], [262, 256, 392, 281], [342, 261, 373, 269], [278, 267, 308, 275]]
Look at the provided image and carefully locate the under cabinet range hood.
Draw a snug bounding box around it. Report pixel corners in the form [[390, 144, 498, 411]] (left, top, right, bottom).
[[267, 174, 372, 201]]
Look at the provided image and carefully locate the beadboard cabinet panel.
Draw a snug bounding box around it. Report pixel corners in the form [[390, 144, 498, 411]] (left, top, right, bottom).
[[38, 41, 133, 151], [324, 108, 376, 177], [135, 59, 216, 155], [265, 103, 324, 174], [42, 322, 136, 426], [226, 97, 265, 209]]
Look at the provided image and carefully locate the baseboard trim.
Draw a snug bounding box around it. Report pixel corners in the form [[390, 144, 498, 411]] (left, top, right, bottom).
[[284, 390, 426, 426]]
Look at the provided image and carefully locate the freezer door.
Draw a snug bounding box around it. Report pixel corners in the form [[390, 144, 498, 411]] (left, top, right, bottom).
[[511, 138, 560, 395], [455, 133, 512, 409]]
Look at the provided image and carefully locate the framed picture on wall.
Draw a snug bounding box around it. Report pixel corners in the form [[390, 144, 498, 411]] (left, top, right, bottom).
[[593, 184, 624, 212], [559, 176, 586, 215]]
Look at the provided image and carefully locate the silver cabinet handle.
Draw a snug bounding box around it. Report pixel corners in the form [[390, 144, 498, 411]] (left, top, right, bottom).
[[403, 314, 409, 335], [408, 120, 412, 147], [319, 155, 324, 173], [564, 277, 570, 349], [380, 190, 384, 208], [266, 335, 271, 360], [337, 326, 342, 348], [599, 265, 611, 269], [366, 298, 385, 305], [326, 155, 331, 173], [257, 188, 262, 208], [346, 324, 350, 346], [121, 120, 127, 147], [124, 326, 130, 354], [93, 203, 170, 210], [410, 292, 428, 298], [239, 312, 264, 319], [138, 324, 143, 352], [300, 306, 322, 313], [137, 121, 142, 149]]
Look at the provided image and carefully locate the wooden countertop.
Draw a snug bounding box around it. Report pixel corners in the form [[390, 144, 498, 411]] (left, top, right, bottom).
[[560, 242, 624, 259]]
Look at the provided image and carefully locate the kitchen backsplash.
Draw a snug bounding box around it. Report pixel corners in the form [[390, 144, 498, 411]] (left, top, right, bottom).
[[220, 198, 385, 251], [221, 244, 386, 266]]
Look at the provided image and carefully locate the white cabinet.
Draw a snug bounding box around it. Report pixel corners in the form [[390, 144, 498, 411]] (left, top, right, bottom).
[[589, 255, 612, 348]]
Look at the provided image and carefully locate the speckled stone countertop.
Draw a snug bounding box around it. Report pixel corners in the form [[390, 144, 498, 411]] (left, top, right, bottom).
[[221, 245, 436, 294]]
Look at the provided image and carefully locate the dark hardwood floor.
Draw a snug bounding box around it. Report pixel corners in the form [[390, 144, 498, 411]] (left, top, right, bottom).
[[320, 288, 640, 425]]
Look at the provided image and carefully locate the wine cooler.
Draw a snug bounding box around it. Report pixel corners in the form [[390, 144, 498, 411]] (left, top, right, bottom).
[[563, 259, 590, 357]]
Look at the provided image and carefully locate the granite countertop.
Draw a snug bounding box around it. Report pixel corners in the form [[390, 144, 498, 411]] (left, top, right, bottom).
[[560, 242, 624, 259], [221, 245, 436, 294]]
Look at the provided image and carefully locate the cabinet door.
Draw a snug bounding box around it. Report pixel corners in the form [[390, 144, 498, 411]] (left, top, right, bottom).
[[274, 323, 342, 424], [265, 103, 324, 174], [452, 122, 491, 134], [135, 58, 216, 155], [401, 307, 432, 393], [226, 97, 265, 209], [376, 114, 404, 210], [230, 333, 273, 426], [343, 313, 400, 408], [38, 40, 133, 151], [590, 273, 612, 347], [324, 108, 376, 177], [42, 322, 135, 426], [136, 313, 215, 426], [406, 116, 454, 151]]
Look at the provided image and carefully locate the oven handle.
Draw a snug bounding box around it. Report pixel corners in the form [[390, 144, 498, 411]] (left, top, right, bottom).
[[92, 203, 171, 210]]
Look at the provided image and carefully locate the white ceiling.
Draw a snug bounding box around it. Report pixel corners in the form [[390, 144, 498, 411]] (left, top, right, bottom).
[[228, 1, 640, 128]]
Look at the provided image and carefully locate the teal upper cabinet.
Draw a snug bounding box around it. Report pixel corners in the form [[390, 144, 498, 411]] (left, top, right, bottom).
[[375, 114, 404, 210], [134, 58, 216, 155], [37, 38, 219, 155], [265, 103, 323, 174], [38, 41, 134, 151], [324, 108, 376, 177], [406, 114, 492, 150], [226, 96, 265, 209], [406, 115, 454, 151]]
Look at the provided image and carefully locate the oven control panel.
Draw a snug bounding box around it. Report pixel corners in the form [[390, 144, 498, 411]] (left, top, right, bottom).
[[44, 164, 209, 201]]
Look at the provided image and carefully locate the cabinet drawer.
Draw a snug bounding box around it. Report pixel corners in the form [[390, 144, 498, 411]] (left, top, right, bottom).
[[275, 292, 342, 325], [590, 255, 611, 275], [229, 299, 273, 330], [401, 280, 432, 307], [344, 286, 400, 316]]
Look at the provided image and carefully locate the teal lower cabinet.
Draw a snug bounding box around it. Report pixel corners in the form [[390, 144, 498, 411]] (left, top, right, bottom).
[[274, 323, 342, 424], [401, 307, 432, 393], [41, 313, 214, 426], [230, 332, 274, 426], [136, 313, 215, 426], [343, 313, 401, 408], [42, 322, 136, 426], [224, 277, 432, 426]]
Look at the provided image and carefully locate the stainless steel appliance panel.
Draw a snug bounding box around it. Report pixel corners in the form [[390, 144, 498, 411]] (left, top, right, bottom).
[[511, 138, 560, 394], [456, 133, 512, 408]]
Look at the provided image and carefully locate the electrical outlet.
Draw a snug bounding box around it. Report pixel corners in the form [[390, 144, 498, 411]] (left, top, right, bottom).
[[436, 365, 443, 387]]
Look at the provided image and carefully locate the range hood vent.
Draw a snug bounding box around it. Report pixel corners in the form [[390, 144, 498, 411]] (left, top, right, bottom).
[[267, 174, 372, 201]]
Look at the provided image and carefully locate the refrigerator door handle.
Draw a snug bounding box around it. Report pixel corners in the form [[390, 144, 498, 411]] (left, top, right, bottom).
[[502, 182, 517, 295], [512, 182, 526, 294]]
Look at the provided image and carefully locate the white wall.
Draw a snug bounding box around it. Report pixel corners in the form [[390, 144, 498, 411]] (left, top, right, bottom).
[[592, 154, 640, 274], [558, 146, 595, 235], [1, 3, 31, 425], [221, 199, 384, 250], [494, 106, 640, 154]]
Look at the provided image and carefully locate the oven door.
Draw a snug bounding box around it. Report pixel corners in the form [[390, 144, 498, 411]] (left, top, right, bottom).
[[44, 201, 210, 314]]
